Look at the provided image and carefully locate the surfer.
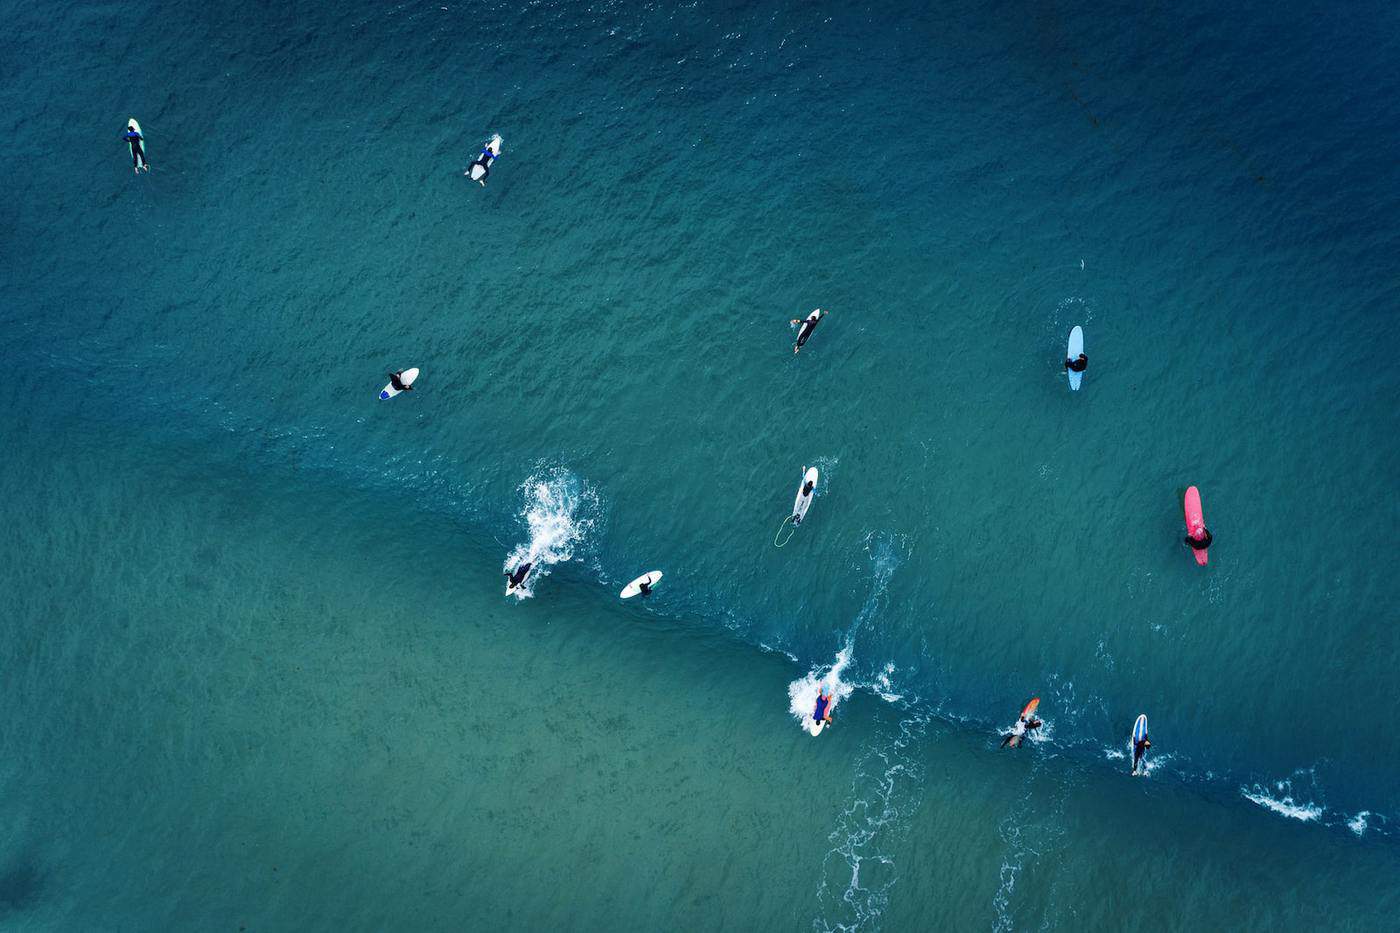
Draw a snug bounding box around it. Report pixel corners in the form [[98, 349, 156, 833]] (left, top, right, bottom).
[[812, 683, 835, 729], [637, 578, 654, 597], [1185, 527, 1213, 550], [505, 561, 532, 592], [388, 370, 414, 393], [1132, 732, 1152, 775], [1000, 712, 1043, 749], [1064, 353, 1088, 373], [790, 308, 824, 354], [467, 144, 496, 186], [792, 467, 815, 525], [124, 123, 149, 173]]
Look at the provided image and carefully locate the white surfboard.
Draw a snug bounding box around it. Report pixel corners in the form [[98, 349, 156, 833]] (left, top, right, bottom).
[[792, 467, 819, 523], [1066, 326, 1084, 391], [469, 134, 502, 184], [127, 118, 148, 171], [379, 367, 419, 400], [620, 571, 662, 599]]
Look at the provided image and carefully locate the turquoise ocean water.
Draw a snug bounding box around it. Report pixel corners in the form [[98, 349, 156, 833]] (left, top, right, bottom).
[[3, 0, 1399, 928]]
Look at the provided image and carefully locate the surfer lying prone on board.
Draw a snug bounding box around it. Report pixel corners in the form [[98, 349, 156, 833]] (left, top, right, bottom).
[[505, 561, 532, 592], [388, 371, 414, 393], [1185, 528, 1213, 550], [790, 308, 825, 354], [792, 467, 816, 525], [1132, 735, 1152, 775], [124, 124, 149, 173], [812, 683, 835, 729], [1000, 713, 1042, 748], [1064, 353, 1087, 373]]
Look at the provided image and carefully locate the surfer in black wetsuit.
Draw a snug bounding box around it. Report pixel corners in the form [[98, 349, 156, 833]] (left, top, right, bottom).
[[1000, 714, 1043, 748], [467, 143, 496, 186], [791, 308, 824, 354], [388, 371, 414, 392], [1064, 353, 1088, 372], [1185, 528, 1212, 550], [792, 467, 815, 526], [1132, 735, 1151, 774], [124, 124, 148, 173], [506, 561, 532, 591]]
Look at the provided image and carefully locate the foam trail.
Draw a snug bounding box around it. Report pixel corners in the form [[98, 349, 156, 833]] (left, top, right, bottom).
[[502, 467, 598, 600], [1241, 788, 1323, 822]]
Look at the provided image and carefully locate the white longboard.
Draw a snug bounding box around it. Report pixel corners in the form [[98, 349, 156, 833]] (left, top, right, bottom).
[[792, 467, 819, 522], [620, 571, 662, 599], [1067, 326, 1084, 391], [469, 134, 502, 184], [379, 367, 419, 400]]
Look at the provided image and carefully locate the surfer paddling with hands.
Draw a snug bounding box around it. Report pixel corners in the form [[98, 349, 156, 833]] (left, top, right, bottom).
[[812, 683, 836, 730], [1000, 698, 1043, 748], [1131, 714, 1151, 775], [123, 121, 149, 174], [790, 308, 825, 354], [793, 467, 816, 526], [1133, 734, 1152, 775], [1185, 527, 1213, 551], [505, 561, 532, 594], [1064, 353, 1087, 373]]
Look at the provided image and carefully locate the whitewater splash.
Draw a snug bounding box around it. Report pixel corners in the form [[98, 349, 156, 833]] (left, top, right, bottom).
[[502, 467, 598, 600], [789, 646, 857, 731]]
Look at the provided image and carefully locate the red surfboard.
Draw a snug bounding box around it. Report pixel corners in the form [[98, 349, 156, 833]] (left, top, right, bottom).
[[1184, 486, 1208, 565]]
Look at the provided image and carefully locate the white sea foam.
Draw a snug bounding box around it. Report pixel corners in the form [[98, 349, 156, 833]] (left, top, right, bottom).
[[502, 467, 597, 600], [789, 645, 856, 731], [1347, 811, 1370, 836], [1241, 786, 1323, 822]]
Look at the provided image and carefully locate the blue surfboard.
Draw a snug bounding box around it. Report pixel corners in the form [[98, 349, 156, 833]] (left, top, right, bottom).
[[1132, 714, 1148, 745]]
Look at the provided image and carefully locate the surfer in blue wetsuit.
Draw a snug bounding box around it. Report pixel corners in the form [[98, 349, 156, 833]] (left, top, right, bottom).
[[467, 146, 496, 186], [791, 308, 824, 354], [1132, 733, 1151, 775], [388, 371, 414, 393], [1064, 353, 1087, 373], [812, 683, 835, 729], [124, 124, 149, 173]]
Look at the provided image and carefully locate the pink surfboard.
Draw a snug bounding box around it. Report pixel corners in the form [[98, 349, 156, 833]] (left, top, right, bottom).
[[1184, 486, 1208, 565]]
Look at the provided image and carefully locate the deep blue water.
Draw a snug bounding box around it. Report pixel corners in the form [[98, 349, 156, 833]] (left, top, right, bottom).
[[3, 0, 1399, 928]]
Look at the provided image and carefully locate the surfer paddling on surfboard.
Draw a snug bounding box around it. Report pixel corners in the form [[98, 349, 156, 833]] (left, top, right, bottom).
[[505, 561, 532, 595], [1064, 353, 1087, 373], [793, 467, 816, 526], [790, 308, 825, 354], [1000, 698, 1043, 748], [123, 120, 149, 174], [1132, 723, 1152, 776], [466, 135, 502, 187], [812, 683, 836, 731]]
